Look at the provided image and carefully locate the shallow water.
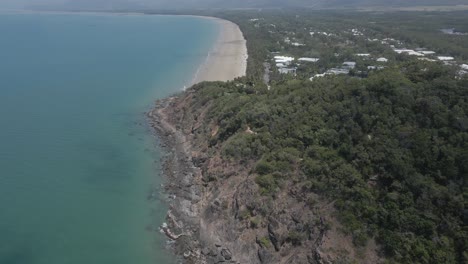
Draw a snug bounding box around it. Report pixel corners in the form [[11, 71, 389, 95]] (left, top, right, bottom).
[[0, 12, 217, 264]]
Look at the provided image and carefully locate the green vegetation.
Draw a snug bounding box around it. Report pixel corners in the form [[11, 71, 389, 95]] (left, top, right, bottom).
[[180, 10, 468, 263], [259, 236, 272, 248], [192, 61, 466, 262]]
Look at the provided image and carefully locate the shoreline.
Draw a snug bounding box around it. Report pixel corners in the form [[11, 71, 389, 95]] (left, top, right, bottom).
[[1, 10, 247, 86], [190, 17, 247, 85], [3, 9, 247, 262], [148, 17, 247, 263], [3, 9, 248, 261]]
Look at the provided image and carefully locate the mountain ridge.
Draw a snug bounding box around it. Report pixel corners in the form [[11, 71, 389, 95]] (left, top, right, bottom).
[[17, 0, 468, 11]]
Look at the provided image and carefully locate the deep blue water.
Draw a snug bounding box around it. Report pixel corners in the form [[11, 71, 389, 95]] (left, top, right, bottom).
[[0, 12, 217, 264]]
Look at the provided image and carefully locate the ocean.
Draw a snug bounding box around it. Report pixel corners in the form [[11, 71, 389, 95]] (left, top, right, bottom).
[[0, 12, 217, 264]]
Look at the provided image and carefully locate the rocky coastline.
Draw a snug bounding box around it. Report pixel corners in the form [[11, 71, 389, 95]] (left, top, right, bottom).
[[146, 83, 383, 264], [148, 95, 237, 264]]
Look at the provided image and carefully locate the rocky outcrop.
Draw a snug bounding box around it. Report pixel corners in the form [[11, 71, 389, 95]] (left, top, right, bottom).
[[148, 90, 382, 264]]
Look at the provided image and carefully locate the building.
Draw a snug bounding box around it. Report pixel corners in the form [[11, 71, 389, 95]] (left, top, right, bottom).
[[329, 68, 350, 74], [279, 67, 297, 75], [274, 56, 295, 66], [420, 51, 436, 55], [298, 58, 319, 63], [291, 42, 305, 47], [394, 49, 424, 56], [377, 57, 388, 62], [310, 73, 329, 80], [437, 56, 455, 61], [342, 62, 356, 69], [368, 66, 385, 70]]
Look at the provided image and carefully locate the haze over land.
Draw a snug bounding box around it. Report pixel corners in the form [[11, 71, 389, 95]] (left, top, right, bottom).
[[1, 0, 467, 10]]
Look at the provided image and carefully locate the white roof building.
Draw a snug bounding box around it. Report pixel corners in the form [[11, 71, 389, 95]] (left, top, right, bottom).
[[394, 49, 424, 56], [311, 31, 333, 36], [310, 73, 329, 80], [329, 68, 350, 74], [279, 67, 297, 74], [298, 58, 319, 62], [437, 56, 454, 61], [351, 29, 364, 36], [461, 64, 468, 70], [368, 66, 385, 70], [343, 62, 356, 68], [420, 51, 436, 55], [356, 53, 371, 57], [274, 56, 295, 64], [418, 58, 437, 62], [310, 67, 351, 80], [291, 42, 305, 47], [377, 57, 388, 62]]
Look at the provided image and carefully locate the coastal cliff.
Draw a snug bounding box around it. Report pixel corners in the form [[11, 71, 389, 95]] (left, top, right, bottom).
[[146, 10, 467, 264], [147, 81, 381, 264]]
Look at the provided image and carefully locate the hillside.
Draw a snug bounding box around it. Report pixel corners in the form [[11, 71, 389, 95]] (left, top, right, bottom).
[[150, 10, 468, 264]]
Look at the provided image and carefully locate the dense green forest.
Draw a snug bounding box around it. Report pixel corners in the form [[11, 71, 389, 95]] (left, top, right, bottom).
[[192, 64, 467, 263], [161, 10, 468, 263]]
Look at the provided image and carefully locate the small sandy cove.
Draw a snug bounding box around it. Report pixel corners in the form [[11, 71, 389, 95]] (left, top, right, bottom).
[[191, 17, 248, 84]]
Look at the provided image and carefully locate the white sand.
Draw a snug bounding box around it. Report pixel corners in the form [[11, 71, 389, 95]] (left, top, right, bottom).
[[191, 17, 248, 85]]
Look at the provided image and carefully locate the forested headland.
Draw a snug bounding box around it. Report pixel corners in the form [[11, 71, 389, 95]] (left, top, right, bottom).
[[152, 10, 468, 263]]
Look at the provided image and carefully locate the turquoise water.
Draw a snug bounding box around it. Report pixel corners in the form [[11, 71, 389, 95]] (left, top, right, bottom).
[[0, 13, 217, 264]]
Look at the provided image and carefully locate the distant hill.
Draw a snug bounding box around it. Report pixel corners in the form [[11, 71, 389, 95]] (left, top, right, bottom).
[[15, 0, 468, 11], [321, 0, 467, 8]]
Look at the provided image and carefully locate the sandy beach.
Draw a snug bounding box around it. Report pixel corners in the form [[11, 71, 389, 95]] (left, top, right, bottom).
[[191, 17, 248, 84], [147, 18, 248, 263]]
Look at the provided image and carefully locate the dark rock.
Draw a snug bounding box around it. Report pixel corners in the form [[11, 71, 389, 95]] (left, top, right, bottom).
[[207, 248, 218, 257], [258, 248, 275, 263], [201, 247, 210, 255], [221, 248, 232, 260], [268, 217, 288, 252], [216, 254, 226, 263], [296, 223, 304, 232]]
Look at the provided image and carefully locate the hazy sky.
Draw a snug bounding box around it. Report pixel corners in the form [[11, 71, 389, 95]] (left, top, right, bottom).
[[0, 0, 146, 9], [0, 0, 466, 10]]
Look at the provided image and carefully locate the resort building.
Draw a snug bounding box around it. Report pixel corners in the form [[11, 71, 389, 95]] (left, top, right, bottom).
[[298, 58, 320, 62], [377, 57, 388, 62]]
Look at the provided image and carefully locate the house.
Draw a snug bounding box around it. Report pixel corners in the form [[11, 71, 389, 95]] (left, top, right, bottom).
[[298, 57, 319, 63], [461, 64, 468, 70], [420, 51, 436, 55], [356, 53, 371, 57], [377, 57, 388, 62], [394, 49, 424, 56], [351, 29, 364, 36], [311, 31, 333, 37], [437, 56, 455, 61], [279, 67, 297, 74], [329, 68, 350, 74], [274, 56, 295, 65], [310, 73, 329, 80], [368, 66, 385, 70], [342, 61, 356, 69], [291, 42, 305, 47], [310, 68, 349, 80], [418, 58, 437, 62]]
